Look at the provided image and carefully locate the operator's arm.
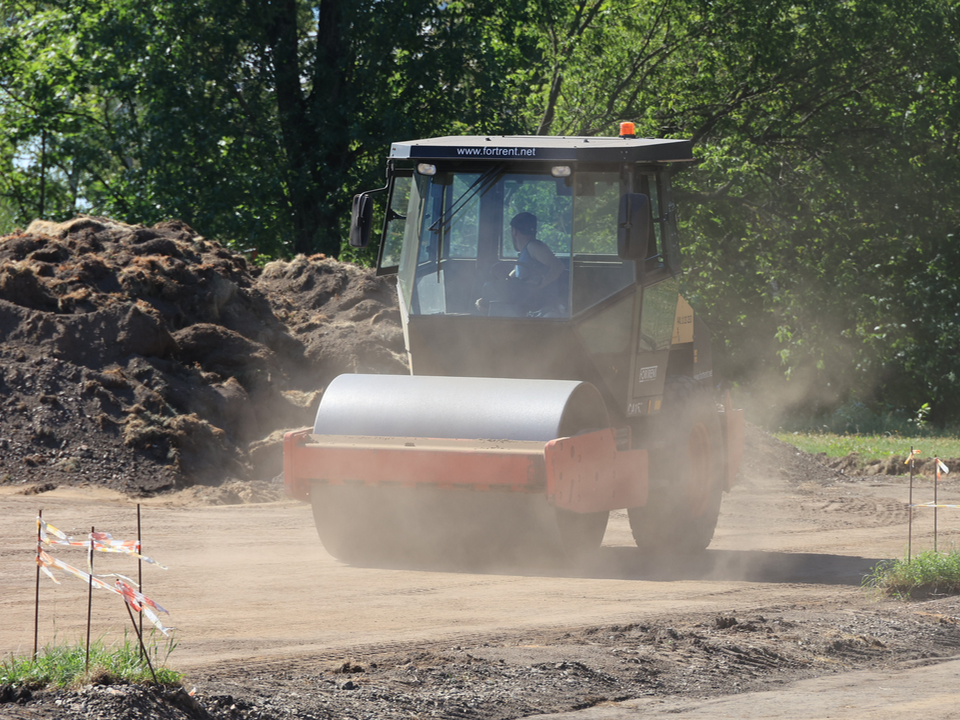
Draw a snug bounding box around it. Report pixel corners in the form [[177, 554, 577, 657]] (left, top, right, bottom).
[[527, 240, 565, 290]]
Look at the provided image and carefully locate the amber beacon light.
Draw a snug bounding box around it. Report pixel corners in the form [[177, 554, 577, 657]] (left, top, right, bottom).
[[619, 121, 636, 138]]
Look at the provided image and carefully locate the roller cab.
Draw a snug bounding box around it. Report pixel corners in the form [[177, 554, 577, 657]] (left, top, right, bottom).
[[285, 130, 744, 562]]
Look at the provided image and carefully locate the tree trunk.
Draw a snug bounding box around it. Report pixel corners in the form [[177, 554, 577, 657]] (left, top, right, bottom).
[[266, 0, 346, 257]]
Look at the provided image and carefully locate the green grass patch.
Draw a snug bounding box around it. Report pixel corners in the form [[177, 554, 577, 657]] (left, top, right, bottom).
[[773, 432, 960, 461], [0, 634, 181, 689], [864, 549, 960, 599]]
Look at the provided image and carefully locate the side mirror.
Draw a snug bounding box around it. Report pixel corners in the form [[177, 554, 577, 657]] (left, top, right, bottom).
[[349, 192, 375, 248], [617, 193, 650, 260]]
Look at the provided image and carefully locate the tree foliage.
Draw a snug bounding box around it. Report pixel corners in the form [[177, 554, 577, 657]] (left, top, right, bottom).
[[508, 0, 960, 423], [0, 0, 530, 256]]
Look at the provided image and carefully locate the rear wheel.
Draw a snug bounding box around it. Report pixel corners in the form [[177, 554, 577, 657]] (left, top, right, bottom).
[[628, 377, 724, 554]]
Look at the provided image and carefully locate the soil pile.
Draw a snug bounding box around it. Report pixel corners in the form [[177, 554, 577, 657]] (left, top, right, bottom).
[[822, 452, 960, 479], [0, 217, 405, 496]]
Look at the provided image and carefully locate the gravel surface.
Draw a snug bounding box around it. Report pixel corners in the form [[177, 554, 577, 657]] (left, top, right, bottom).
[[5, 594, 960, 719]]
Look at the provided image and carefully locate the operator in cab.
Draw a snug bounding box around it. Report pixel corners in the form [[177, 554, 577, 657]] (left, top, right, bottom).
[[476, 212, 567, 317], [508, 212, 565, 294]]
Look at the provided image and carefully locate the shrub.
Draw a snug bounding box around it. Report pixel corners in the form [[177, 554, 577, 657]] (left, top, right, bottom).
[[863, 550, 960, 599], [0, 634, 181, 689]]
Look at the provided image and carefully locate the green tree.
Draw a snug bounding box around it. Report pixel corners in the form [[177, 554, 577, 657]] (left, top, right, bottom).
[[0, 0, 532, 256], [0, 2, 101, 225], [511, 0, 960, 423], [5, 0, 960, 423]]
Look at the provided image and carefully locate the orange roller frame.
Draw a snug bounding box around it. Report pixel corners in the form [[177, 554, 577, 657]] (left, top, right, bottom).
[[284, 427, 649, 514]]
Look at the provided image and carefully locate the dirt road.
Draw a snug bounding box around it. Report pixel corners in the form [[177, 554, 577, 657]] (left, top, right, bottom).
[[530, 657, 960, 719], [2, 432, 960, 719], [0, 475, 901, 668]]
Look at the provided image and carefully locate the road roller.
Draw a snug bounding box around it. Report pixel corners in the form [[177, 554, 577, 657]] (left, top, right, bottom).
[[284, 125, 744, 563]]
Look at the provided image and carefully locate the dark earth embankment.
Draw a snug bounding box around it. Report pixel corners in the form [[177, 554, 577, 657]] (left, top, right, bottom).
[[0, 217, 406, 498]]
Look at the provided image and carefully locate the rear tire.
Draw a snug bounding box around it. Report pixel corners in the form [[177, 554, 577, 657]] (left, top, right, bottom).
[[628, 377, 724, 554]]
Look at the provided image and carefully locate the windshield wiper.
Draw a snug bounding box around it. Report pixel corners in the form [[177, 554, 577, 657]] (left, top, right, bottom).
[[427, 164, 504, 234]]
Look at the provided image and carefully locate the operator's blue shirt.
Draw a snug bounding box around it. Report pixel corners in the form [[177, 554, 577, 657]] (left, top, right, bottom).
[[516, 241, 546, 283]]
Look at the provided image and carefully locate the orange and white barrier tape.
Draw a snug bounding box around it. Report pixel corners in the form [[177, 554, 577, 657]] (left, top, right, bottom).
[[35, 519, 172, 635], [37, 518, 167, 568]]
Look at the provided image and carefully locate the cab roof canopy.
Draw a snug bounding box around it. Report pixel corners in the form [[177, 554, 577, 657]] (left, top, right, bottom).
[[389, 135, 694, 164]]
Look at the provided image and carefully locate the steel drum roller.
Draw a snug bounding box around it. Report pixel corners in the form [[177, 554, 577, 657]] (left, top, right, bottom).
[[307, 374, 614, 563], [313, 374, 610, 442]]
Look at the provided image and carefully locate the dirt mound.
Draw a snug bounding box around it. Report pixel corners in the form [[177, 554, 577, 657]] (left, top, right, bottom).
[[257, 254, 405, 384], [0, 217, 405, 496], [821, 453, 960, 479]]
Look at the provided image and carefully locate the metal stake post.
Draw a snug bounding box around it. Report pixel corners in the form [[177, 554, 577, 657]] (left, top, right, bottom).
[[123, 600, 158, 685], [908, 448, 915, 561], [934, 456, 940, 552], [85, 526, 95, 673], [137, 504, 143, 658], [34, 509, 42, 658]]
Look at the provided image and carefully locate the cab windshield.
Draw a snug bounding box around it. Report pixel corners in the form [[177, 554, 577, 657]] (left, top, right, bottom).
[[395, 167, 635, 318]]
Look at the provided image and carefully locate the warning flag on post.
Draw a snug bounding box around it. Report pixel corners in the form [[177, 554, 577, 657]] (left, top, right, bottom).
[[34, 516, 174, 636], [936, 458, 950, 479], [35, 549, 115, 591], [115, 579, 172, 635], [35, 551, 173, 635]]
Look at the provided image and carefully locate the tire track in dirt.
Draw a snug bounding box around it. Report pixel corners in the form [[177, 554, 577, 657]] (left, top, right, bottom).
[[798, 495, 911, 527]]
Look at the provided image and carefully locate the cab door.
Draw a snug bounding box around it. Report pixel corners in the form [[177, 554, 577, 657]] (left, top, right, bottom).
[[376, 169, 413, 276]]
